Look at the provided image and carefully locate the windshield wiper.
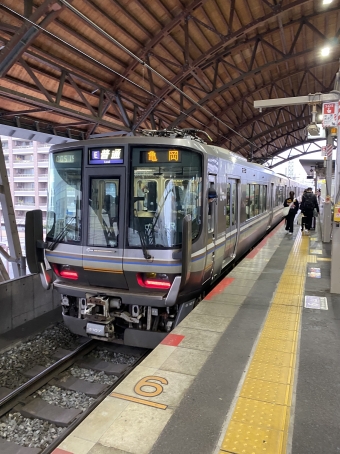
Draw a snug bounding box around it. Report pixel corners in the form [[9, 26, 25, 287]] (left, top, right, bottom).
[[48, 216, 76, 251], [147, 188, 173, 243], [133, 209, 152, 260]]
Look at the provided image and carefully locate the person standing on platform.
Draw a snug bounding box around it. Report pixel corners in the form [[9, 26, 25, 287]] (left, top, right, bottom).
[[283, 191, 299, 234], [300, 187, 319, 233]]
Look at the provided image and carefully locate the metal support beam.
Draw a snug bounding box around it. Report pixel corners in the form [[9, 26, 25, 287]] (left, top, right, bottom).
[[254, 93, 339, 110], [115, 92, 131, 129], [0, 0, 65, 77], [0, 140, 24, 278]]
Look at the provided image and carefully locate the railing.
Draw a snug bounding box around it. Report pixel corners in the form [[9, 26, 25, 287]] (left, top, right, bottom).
[[14, 188, 35, 192], [13, 162, 34, 168], [12, 147, 34, 152], [15, 204, 36, 208]]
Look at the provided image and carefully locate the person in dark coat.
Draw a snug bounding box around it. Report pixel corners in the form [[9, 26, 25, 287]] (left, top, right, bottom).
[[283, 191, 299, 234], [300, 187, 319, 232]]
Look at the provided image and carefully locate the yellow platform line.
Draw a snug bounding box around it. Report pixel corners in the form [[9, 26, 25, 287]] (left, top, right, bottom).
[[110, 392, 168, 410], [219, 232, 309, 454]]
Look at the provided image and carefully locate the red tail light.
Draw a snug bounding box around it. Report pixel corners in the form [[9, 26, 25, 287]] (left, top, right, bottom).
[[137, 273, 171, 289], [59, 269, 78, 280], [52, 264, 78, 280]]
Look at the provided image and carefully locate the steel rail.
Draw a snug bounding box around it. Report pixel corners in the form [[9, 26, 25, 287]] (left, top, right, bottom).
[[0, 339, 96, 418], [41, 348, 150, 454]]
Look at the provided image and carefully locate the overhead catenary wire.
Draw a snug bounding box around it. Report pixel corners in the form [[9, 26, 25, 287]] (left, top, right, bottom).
[[1, 3, 259, 151], [59, 0, 259, 150]]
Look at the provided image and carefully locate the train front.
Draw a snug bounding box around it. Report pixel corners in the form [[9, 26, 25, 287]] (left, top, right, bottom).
[[43, 139, 203, 348]]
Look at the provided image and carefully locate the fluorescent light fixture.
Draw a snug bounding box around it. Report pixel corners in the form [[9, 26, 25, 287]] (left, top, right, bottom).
[[321, 46, 330, 57], [322, 0, 332, 4]]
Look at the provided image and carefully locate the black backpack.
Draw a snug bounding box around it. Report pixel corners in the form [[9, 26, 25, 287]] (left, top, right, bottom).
[[303, 193, 315, 210]]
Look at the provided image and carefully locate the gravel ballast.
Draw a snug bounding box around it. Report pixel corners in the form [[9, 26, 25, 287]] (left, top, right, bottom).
[[0, 323, 80, 389], [0, 412, 64, 449]]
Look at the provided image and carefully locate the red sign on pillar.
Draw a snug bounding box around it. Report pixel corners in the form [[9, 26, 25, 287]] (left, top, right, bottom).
[[323, 102, 338, 127]]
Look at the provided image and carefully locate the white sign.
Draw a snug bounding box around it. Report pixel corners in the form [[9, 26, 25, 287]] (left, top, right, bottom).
[[322, 102, 338, 127]]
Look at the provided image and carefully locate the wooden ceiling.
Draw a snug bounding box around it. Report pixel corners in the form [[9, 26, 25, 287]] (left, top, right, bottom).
[[0, 0, 339, 163]]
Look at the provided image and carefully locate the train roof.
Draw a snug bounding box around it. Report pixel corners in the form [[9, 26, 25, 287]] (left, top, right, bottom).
[[49, 135, 298, 182]]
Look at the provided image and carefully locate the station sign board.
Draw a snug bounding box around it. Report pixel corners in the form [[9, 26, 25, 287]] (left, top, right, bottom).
[[322, 102, 338, 127]]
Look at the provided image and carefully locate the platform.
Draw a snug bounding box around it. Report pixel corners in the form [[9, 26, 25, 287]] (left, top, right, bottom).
[[54, 220, 340, 454]]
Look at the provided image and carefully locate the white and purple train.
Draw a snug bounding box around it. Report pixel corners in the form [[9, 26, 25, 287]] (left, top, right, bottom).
[[26, 130, 304, 348]]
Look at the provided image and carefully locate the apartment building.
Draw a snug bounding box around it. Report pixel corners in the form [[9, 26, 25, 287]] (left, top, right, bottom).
[[1, 135, 49, 227]]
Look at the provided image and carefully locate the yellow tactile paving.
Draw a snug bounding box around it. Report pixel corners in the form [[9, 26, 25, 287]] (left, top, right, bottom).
[[266, 310, 300, 325], [220, 421, 284, 453], [220, 232, 308, 454], [247, 361, 292, 384], [264, 314, 299, 331], [271, 294, 302, 306], [260, 327, 298, 342], [256, 336, 296, 354], [232, 397, 287, 431], [252, 349, 293, 368], [240, 378, 291, 406], [307, 254, 317, 263]]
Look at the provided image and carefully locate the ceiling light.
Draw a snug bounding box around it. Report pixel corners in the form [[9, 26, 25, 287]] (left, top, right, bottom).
[[321, 46, 330, 57], [322, 0, 332, 4]]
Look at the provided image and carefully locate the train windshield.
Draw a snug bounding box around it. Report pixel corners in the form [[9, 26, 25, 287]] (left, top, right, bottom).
[[128, 146, 202, 248], [46, 150, 82, 244]]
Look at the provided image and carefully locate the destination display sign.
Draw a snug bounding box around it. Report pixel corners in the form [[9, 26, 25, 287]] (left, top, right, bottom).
[[89, 147, 124, 164], [53, 150, 82, 166], [141, 149, 182, 163]]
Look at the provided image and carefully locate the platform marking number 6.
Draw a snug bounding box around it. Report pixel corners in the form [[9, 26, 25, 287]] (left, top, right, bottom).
[[134, 376, 168, 397]]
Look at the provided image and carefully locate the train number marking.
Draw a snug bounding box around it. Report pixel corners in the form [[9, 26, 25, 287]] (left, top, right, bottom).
[[111, 375, 168, 410], [134, 376, 168, 397]]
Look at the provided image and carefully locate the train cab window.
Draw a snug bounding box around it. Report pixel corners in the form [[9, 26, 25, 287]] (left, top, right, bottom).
[[88, 178, 119, 248], [129, 147, 202, 248], [46, 149, 82, 244]]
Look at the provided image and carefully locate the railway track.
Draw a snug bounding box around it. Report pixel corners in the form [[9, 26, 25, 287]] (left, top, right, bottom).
[[0, 340, 148, 454]]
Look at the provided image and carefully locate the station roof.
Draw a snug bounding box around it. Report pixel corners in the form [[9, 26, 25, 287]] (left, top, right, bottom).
[[0, 0, 339, 163]]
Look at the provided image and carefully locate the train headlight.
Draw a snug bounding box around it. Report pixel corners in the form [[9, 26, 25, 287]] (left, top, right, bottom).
[[137, 273, 171, 289]]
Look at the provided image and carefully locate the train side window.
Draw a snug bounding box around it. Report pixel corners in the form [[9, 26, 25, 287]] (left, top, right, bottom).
[[276, 185, 284, 206], [262, 185, 267, 211], [254, 185, 260, 215], [231, 183, 236, 226], [240, 184, 247, 223], [208, 181, 217, 233], [226, 183, 230, 228], [248, 184, 255, 218], [259, 185, 263, 213]]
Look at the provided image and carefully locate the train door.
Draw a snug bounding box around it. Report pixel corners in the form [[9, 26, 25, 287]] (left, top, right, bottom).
[[268, 182, 275, 228], [82, 168, 128, 288], [223, 177, 240, 267], [203, 174, 217, 284]]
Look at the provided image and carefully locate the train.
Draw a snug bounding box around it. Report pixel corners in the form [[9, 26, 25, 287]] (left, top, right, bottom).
[[25, 129, 304, 349]]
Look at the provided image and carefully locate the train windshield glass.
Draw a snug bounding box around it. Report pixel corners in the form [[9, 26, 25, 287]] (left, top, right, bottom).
[[88, 178, 119, 248], [128, 147, 202, 248], [46, 150, 82, 244]]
